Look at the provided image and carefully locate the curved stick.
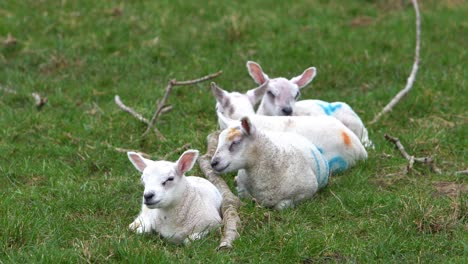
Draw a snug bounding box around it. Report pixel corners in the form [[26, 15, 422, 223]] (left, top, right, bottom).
[[198, 131, 242, 250], [371, 0, 421, 124]]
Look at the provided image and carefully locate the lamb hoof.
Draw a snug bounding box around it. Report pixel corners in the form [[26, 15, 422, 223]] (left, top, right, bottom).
[[129, 220, 143, 233]]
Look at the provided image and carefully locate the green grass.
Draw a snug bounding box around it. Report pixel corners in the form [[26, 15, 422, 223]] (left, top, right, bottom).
[[1, 0, 466, 262]]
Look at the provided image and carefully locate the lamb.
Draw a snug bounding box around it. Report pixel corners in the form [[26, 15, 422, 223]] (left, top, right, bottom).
[[127, 149, 223, 244], [210, 117, 330, 210], [210, 81, 267, 129], [246, 61, 374, 148], [216, 112, 367, 174]]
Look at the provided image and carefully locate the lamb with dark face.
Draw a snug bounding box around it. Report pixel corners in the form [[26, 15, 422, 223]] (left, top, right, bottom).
[[127, 150, 222, 244]]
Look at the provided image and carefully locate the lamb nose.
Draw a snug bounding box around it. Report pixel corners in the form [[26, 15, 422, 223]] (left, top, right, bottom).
[[211, 159, 219, 168], [144, 192, 154, 201], [282, 107, 293, 115]]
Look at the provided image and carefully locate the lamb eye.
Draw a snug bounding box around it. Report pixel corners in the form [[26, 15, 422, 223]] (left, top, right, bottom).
[[229, 140, 240, 151], [162, 177, 174, 186], [267, 91, 275, 98], [295, 92, 300, 100]]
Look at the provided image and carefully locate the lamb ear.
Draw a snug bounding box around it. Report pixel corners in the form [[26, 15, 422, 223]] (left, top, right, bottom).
[[246, 80, 269, 105], [240, 116, 256, 136], [210, 82, 226, 103], [290, 67, 317, 88], [247, 61, 269, 85], [127, 152, 149, 173], [176, 150, 199, 176]]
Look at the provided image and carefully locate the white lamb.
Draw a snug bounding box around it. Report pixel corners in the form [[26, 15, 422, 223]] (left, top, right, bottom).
[[216, 112, 367, 174], [127, 150, 222, 244], [246, 61, 374, 148], [210, 81, 267, 129], [211, 117, 330, 210]]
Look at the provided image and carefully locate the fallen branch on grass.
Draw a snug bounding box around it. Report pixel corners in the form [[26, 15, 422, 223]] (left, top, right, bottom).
[[162, 143, 191, 160], [1, 85, 48, 110], [142, 70, 223, 137], [114, 95, 166, 140], [384, 133, 441, 174], [371, 0, 421, 124], [114, 71, 222, 139], [198, 131, 241, 250], [0, 84, 17, 94]]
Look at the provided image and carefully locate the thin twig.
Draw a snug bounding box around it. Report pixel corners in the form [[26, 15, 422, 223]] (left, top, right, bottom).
[[160, 105, 173, 114], [142, 71, 223, 137], [31, 92, 48, 110], [0, 85, 17, 94], [198, 131, 241, 250], [162, 143, 191, 160], [114, 95, 150, 124], [454, 170, 468, 175], [114, 95, 166, 140], [384, 133, 441, 174], [113, 147, 151, 159], [371, 0, 421, 124], [1, 85, 47, 110]]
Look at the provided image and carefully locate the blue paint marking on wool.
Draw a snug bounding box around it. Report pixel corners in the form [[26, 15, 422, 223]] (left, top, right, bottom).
[[317, 147, 324, 154], [317, 102, 343, 116], [311, 148, 329, 189], [328, 156, 348, 173]]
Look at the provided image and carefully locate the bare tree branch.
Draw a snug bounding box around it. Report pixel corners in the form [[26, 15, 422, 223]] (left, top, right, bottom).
[[371, 0, 421, 124], [1, 85, 47, 110], [198, 131, 241, 250], [0, 85, 17, 94], [142, 71, 223, 137], [162, 143, 191, 160], [114, 95, 150, 124], [114, 95, 166, 140], [384, 133, 441, 174]]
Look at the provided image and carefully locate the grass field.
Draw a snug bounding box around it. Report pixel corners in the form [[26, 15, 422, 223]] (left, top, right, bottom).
[[1, 0, 466, 263]]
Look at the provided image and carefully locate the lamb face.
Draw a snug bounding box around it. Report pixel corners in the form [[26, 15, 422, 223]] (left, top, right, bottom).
[[246, 60, 316, 116], [211, 119, 254, 173], [260, 78, 300, 116], [138, 161, 183, 209], [127, 150, 198, 209]]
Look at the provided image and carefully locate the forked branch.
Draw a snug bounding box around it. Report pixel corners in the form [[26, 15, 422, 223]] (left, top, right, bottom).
[[114, 71, 222, 139], [142, 71, 223, 137], [384, 133, 441, 174]]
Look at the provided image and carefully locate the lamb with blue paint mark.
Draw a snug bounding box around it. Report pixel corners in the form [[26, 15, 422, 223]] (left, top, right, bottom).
[[127, 150, 222, 244], [211, 117, 329, 210], [216, 112, 367, 173], [246, 61, 373, 148]]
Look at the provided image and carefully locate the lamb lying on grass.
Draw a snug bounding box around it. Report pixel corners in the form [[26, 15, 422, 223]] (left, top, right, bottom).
[[127, 150, 222, 244], [246, 61, 373, 148], [211, 117, 330, 210], [217, 112, 367, 174]]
